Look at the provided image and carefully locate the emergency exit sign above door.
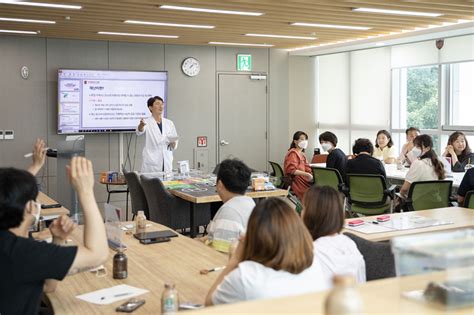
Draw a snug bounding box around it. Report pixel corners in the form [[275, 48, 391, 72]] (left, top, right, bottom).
[[237, 54, 252, 71]]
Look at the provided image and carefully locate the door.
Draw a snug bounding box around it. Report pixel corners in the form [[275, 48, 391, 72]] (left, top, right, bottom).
[[218, 73, 267, 171]]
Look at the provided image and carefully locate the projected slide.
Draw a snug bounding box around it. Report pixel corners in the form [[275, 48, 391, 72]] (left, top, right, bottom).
[[58, 69, 167, 134]]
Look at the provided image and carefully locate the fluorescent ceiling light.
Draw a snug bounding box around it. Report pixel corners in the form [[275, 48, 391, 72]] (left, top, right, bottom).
[[0, 29, 37, 34], [352, 7, 442, 17], [160, 5, 263, 16], [291, 22, 371, 31], [209, 41, 273, 47], [98, 31, 178, 38], [124, 20, 214, 29], [0, 17, 55, 24], [0, 1, 82, 9], [245, 33, 316, 40]]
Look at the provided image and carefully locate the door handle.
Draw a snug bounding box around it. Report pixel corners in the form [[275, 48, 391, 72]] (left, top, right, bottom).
[[220, 140, 230, 146]]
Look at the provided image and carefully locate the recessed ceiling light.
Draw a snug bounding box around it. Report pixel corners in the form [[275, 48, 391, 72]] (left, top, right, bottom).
[[0, 1, 81, 9], [124, 20, 215, 29], [160, 5, 263, 16], [0, 29, 37, 34], [209, 41, 273, 47], [352, 7, 442, 17], [291, 22, 371, 31], [98, 31, 178, 38], [0, 17, 55, 24], [245, 33, 316, 40]]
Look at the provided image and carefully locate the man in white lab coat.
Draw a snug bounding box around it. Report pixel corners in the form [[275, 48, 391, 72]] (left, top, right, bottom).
[[136, 96, 178, 173]]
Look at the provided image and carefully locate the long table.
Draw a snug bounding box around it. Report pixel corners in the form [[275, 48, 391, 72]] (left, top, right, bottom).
[[191, 271, 473, 314], [37, 191, 70, 218], [343, 207, 474, 242], [46, 220, 227, 314]]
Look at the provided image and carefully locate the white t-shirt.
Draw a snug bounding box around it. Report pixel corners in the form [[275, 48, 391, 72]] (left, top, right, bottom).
[[212, 259, 329, 305], [405, 159, 439, 183], [313, 234, 366, 288], [207, 196, 255, 253]]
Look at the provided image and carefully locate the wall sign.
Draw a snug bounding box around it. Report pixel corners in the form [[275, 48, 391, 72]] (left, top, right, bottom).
[[197, 136, 207, 147], [237, 54, 252, 71]]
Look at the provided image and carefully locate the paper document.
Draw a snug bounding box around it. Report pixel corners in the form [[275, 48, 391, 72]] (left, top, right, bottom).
[[167, 136, 179, 143], [345, 222, 395, 234], [76, 284, 149, 305]]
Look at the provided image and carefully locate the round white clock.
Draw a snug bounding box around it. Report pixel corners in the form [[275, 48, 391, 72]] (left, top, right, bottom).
[[181, 57, 200, 77]]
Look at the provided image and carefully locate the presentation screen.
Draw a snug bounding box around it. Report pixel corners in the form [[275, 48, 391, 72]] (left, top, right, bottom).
[[57, 69, 167, 134]]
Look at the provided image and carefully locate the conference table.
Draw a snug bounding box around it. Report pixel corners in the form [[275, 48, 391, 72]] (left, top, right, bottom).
[[37, 191, 70, 218], [44, 220, 227, 314], [343, 207, 474, 242], [141, 173, 288, 238], [191, 271, 473, 314]]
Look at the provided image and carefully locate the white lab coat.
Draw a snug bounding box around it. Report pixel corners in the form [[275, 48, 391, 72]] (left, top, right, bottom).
[[136, 116, 178, 173]]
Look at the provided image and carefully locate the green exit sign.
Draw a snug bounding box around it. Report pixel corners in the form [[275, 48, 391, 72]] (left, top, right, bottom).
[[237, 54, 252, 71]]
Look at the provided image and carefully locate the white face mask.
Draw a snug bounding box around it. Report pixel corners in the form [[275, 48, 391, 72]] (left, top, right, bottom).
[[411, 147, 422, 158], [321, 142, 332, 152], [298, 140, 308, 149]]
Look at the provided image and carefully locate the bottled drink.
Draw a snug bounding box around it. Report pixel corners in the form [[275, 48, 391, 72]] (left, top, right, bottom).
[[161, 283, 179, 315], [135, 210, 147, 234], [324, 275, 363, 315], [113, 249, 128, 279]]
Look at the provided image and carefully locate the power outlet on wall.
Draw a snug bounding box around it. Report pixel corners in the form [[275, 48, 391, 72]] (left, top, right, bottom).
[[0, 130, 4, 140], [4, 130, 14, 140]]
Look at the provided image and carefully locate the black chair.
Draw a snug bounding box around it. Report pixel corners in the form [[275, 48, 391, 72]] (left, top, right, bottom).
[[405, 180, 453, 211], [140, 175, 210, 231], [344, 232, 396, 281], [123, 171, 149, 220]]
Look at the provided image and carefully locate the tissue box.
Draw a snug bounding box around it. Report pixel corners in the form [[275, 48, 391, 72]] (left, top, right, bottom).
[[252, 177, 266, 191]]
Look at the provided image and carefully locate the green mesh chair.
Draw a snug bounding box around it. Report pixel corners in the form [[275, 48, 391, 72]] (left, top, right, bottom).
[[268, 161, 291, 189], [405, 180, 453, 211], [311, 166, 344, 191], [345, 174, 396, 216], [464, 191, 474, 209]]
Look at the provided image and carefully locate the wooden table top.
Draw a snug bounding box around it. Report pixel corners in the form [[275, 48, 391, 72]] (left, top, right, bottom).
[[343, 207, 474, 242], [191, 272, 474, 315], [47, 221, 227, 314], [37, 191, 70, 217], [170, 188, 288, 204]]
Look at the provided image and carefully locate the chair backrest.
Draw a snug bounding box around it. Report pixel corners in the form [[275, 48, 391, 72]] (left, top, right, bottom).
[[268, 161, 289, 189], [311, 154, 327, 164], [311, 167, 343, 190], [407, 180, 452, 211], [464, 191, 474, 209], [347, 174, 387, 206], [123, 171, 149, 218], [140, 175, 175, 226], [344, 232, 395, 281]]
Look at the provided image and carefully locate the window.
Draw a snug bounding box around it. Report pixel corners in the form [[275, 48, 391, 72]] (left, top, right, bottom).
[[446, 61, 474, 130]]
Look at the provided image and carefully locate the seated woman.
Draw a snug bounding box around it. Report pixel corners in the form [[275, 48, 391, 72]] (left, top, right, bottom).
[[284, 131, 313, 200], [443, 131, 474, 172], [319, 131, 347, 178], [302, 186, 366, 287], [373, 130, 397, 164], [398, 127, 420, 166], [345, 138, 386, 182], [400, 135, 446, 197], [205, 198, 328, 305]]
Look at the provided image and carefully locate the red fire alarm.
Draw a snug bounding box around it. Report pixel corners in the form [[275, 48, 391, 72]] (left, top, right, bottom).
[[197, 136, 207, 147]]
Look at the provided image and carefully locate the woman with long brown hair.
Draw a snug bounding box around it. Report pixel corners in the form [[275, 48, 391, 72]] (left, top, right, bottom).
[[205, 198, 327, 306], [400, 134, 446, 197], [302, 186, 366, 287], [443, 131, 474, 172]]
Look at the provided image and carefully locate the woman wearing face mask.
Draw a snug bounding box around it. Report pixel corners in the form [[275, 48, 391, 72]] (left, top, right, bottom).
[[442, 131, 474, 172], [319, 131, 347, 178], [373, 130, 397, 164], [284, 131, 313, 200], [400, 135, 446, 198]]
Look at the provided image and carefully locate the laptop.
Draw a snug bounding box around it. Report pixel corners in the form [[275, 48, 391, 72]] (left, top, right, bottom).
[[133, 230, 178, 240]]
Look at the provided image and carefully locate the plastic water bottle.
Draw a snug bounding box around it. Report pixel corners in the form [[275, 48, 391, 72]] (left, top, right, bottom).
[[161, 283, 179, 314], [135, 210, 147, 234], [324, 275, 363, 315]]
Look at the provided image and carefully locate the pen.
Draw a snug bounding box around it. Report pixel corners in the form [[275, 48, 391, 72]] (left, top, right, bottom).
[[100, 292, 132, 300], [200, 266, 226, 275], [24, 147, 50, 158], [372, 221, 379, 225]]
